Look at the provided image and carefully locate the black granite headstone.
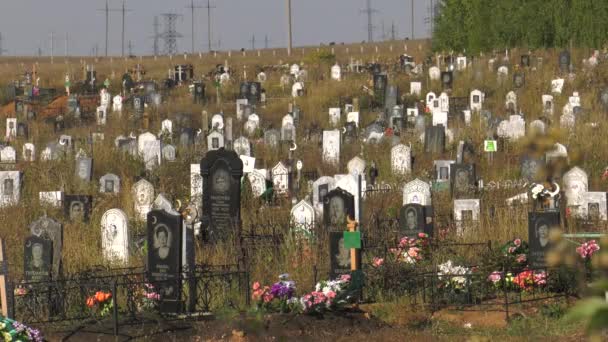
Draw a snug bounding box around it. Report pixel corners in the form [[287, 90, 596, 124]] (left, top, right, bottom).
[[147, 209, 183, 312], [29, 216, 63, 279], [424, 125, 445, 153], [451, 164, 476, 198], [200, 148, 244, 242], [521, 54, 530, 67], [63, 195, 92, 223], [193, 81, 205, 104], [24, 236, 52, 282], [399, 204, 426, 237], [441, 71, 453, 89], [559, 50, 570, 73], [528, 211, 560, 268]]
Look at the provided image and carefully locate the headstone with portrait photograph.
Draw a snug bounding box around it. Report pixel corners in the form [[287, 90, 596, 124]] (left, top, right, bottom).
[[528, 212, 560, 268]]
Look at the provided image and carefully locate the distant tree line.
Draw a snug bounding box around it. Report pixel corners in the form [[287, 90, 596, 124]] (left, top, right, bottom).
[[432, 0, 608, 53]]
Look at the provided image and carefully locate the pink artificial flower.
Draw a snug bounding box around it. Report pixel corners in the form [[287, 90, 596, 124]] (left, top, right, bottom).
[[252, 282, 261, 291], [516, 254, 527, 263], [326, 291, 336, 299], [533, 272, 547, 286], [487, 271, 502, 284], [372, 257, 384, 268], [263, 294, 274, 303], [407, 247, 420, 258], [418, 232, 428, 239], [340, 274, 351, 282], [508, 247, 516, 254], [514, 239, 522, 247]]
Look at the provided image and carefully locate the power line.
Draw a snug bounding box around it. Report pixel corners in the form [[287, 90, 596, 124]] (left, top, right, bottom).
[[152, 16, 161, 56], [249, 34, 256, 50], [97, 0, 131, 57], [121, 1, 133, 57], [391, 21, 397, 41], [186, 0, 203, 53], [360, 0, 378, 43]]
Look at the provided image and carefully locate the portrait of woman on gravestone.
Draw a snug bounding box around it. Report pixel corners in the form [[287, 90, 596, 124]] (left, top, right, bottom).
[[329, 196, 345, 225], [335, 237, 350, 268], [535, 219, 551, 249], [105, 180, 114, 193], [137, 187, 151, 205], [153, 224, 171, 260], [455, 168, 470, 192], [29, 243, 44, 271], [77, 161, 89, 179]]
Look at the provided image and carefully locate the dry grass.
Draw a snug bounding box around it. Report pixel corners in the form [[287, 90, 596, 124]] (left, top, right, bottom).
[[0, 40, 606, 292]]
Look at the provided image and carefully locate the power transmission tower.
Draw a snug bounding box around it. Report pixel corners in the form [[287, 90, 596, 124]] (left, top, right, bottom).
[[360, 0, 378, 43], [391, 21, 397, 41], [249, 34, 256, 50], [152, 16, 161, 56], [204, 0, 216, 52], [65, 32, 69, 57], [128, 40, 133, 56], [186, 0, 203, 53], [381, 21, 386, 41], [411, 0, 415, 40], [50, 31, 54, 62], [0, 33, 8, 56], [160, 13, 183, 55], [264, 35, 271, 49], [98, 0, 129, 56]]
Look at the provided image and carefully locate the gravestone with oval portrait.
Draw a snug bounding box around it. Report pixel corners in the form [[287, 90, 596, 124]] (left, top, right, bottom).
[[207, 130, 224, 151], [581, 192, 607, 221], [29, 216, 62, 278], [329, 231, 352, 280], [399, 203, 426, 237], [132, 179, 155, 221], [200, 148, 244, 242], [528, 211, 560, 268], [323, 187, 355, 230], [451, 164, 476, 199], [147, 209, 183, 312], [402, 178, 432, 206], [99, 173, 120, 194], [63, 195, 92, 223], [101, 209, 129, 264], [24, 236, 52, 282], [0, 171, 20, 207], [22, 143, 35, 162]]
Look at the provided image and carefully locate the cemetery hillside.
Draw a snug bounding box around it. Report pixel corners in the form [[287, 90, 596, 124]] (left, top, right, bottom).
[[0, 1, 608, 340]]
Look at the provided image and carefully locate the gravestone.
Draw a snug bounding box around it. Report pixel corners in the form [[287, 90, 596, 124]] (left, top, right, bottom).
[[513, 72, 525, 88], [400, 203, 426, 237], [410, 82, 422, 96], [542, 94, 554, 115], [329, 108, 341, 127], [529, 120, 546, 135], [429, 66, 440, 81], [0, 171, 20, 207], [207, 131, 225, 151], [552, 79, 564, 94], [112, 95, 123, 112], [5, 118, 16, 139], [403, 178, 432, 206], [263, 129, 280, 148], [528, 212, 560, 267], [322, 130, 341, 165], [236, 99, 249, 120], [22, 143, 35, 162], [272, 161, 290, 195], [329, 231, 351, 280], [559, 50, 570, 73], [161, 119, 173, 136], [147, 209, 183, 312], [39, 191, 63, 207], [99, 173, 120, 193], [581, 192, 607, 221], [434, 160, 455, 183], [424, 125, 445, 153], [346, 112, 360, 127], [347, 156, 366, 177], [470, 89, 484, 112], [247, 169, 267, 197], [211, 114, 224, 131], [29, 216, 62, 278], [63, 195, 92, 222], [451, 164, 476, 198], [133, 179, 155, 221], [560, 112, 575, 130], [291, 199, 315, 233], [391, 144, 411, 175], [313, 176, 336, 213], [233, 136, 251, 156], [162, 144, 176, 161], [545, 143, 568, 163], [599, 89, 608, 112], [75, 156, 92, 182], [200, 148, 244, 242], [323, 187, 355, 228], [101, 209, 129, 264], [385, 86, 398, 110], [24, 236, 52, 282], [373, 73, 387, 105], [563, 167, 588, 208], [331, 64, 341, 81], [190, 164, 202, 208], [281, 122, 296, 142], [454, 199, 481, 234], [244, 114, 260, 135], [0, 146, 16, 163]]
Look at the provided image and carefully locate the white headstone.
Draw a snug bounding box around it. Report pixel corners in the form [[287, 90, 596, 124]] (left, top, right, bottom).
[[322, 130, 341, 165], [5, 118, 16, 139], [391, 144, 412, 175], [112, 95, 123, 112], [410, 82, 422, 96], [248, 169, 267, 197], [551, 79, 564, 94], [347, 156, 366, 176], [207, 131, 225, 150], [272, 162, 289, 194], [563, 167, 588, 207], [0, 146, 16, 163], [470, 89, 484, 112], [402, 178, 431, 206], [0, 171, 20, 207], [329, 108, 341, 127], [211, 114, 224, 130], [101, 209, 129, 264], [22, 143, 35, 161], [331, 64, 341, 81], [346, 112, 359, 127], [429, 66, 440, 81], [132, 179, 154, 221]]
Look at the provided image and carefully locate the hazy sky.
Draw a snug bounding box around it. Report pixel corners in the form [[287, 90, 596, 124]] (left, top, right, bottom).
[[0, 0, 434, 56]]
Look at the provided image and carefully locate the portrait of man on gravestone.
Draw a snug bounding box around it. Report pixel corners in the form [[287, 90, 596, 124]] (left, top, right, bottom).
[[406, 208, 417, 230], [212, 169, 230, 195], [589, 203, 600, 221], [153, 224, 171, 260], [30, 243, 44, 270], [137, 187, 151, 205], [212, 137, 219, 149], [77, 160, 89, 179], [454, 168, 471, 192], [329, 196, 345, 225], [335, 237, 350, 268], [70, 201, 84, 221]]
